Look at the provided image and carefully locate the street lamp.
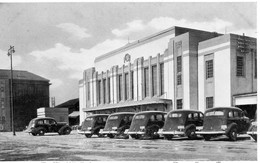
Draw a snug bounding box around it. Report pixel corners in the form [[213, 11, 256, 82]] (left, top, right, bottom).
[[7, 46, 16, 136]]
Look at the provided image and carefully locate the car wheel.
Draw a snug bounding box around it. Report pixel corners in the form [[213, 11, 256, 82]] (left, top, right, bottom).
[[38, 129, 45, 136], [131, 134, 140, 139], [229, 128, 237, 141], [64, 128, 71, 135], [107, 134, 115, 138], [164, 134, 173, 140], [203, 135, 211, 141], [85, 134, 92, 138], [146, 127, 160, 139], [251, 135, 257, 142], [186, 128, 197, 139]]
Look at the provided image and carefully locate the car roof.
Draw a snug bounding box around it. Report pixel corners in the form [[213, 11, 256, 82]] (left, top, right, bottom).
[[86, 114, 109, 118], [205, 107, 242, 112], [168, 109, 202, 114], [135, 111, 166, 115], [32, 117, 55, 121], [109, 112, 135, 116]]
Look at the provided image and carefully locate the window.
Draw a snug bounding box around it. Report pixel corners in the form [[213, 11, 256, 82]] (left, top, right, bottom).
[[131, 71, 134, 99], [177, 99, 183, 109], [206, 60, 213, 79], [152, 65, 157, 96], [109, 116, 118, 120], [206, 97, 214, 109], [144, 67, 149, 97], [255, 52, 257, 78], [205, 111, 224, 116], [107, 77, 110, 103], [160, 63, 164, 95], [98, 80, 102, 104], [103, 79, 106, 103], [199, 113, 204, 119], [236, 56, 244, 76], [194, 113, 199, 119], [228, 111, 234, 118], [87, 82, 90, 101], [234, 111, 239, 117], [125, 73, 129, 100], [170, 113, 182, 118], [118, 75, 123, 101], [157, 114, 163, 121], [135, 115, 145, 119], [177, 56, 182, 85]]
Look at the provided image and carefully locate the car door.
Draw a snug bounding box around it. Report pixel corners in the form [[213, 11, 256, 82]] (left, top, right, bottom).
[[50, 119, 58, 132]]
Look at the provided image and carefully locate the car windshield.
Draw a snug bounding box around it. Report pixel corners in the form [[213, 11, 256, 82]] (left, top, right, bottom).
[[86, 117, 93, 121], [205, 111, 224, 117], [109, 116, 118, 120], [169, 113, 182, 118], [135, 115, 145, 119]]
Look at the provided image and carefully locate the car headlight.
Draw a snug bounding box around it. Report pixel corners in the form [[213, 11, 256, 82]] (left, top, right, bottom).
[[87, 127, 92, 130], [252, 122, 257, 126], [196, 126, 203, 130], [177, 126, 185, 130], [221, 125, 227, 130], [31, 124, 35, 128], [140, 126, 145, 130]]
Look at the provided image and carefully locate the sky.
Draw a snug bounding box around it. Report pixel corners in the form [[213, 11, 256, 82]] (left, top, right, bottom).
[[0, 2, 257, 105]]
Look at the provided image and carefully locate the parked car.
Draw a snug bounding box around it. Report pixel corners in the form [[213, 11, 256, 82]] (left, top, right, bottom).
[[101, 112, 135, 138], [197, 107, 250, 141], [126, 111, 166, 139], [247, 112, 257, 141], [78, 114, 108, 138], [25, 117, 71, 136], [159, 110, 204, 140]]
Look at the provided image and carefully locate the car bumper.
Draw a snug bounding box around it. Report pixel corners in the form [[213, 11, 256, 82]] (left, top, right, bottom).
[[160, 131, 185, 135], [196, 131, 226, 135], [127, 131, 145, 135], [247, 131, 257, 135], [101, 130, 117, 134], [78, 130, 92, 134]]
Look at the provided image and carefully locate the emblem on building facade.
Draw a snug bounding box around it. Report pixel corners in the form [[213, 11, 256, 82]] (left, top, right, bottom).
[[124, 53, 131, 63]]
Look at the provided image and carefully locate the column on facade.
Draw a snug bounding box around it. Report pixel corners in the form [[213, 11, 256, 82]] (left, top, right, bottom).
[[128, 62, 132, 100], [157, 53, 161, 96], [122, 64, 125, 101], [148, 56, 153, 98], [100, 72, 104, 105], [110, 67, 114, 104], [133, 59, 138, 101], [138, 57, 144, 100], [92, 71, 98, 107]]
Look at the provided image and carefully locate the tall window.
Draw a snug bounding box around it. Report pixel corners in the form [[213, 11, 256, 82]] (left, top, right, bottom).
[[107, 77, 110, 103], [255, 52, 257, 78], [177, 99, 182, 109], [118, 74, 123, 101], [236, 56, 244, 76], [177, 56, 182, 85], [206, 97, 214, 109], [152, 65, 157, 96], [144, 67, 149, 97], [160, 63, 164, 95], [87, 82, 90, 101], [98, 80, 101, 105], [131, 71, 134, 99], [125, 73, 129, 100], [206, 60, 214, 79], [103, 79, 106, 103]]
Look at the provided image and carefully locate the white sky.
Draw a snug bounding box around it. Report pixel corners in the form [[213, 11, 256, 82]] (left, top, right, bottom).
[[0, 2, 257, 105]]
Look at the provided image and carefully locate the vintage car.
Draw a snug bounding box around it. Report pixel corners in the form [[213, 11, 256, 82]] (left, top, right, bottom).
[[25, 117, 72, 136], [197, 107, 250, 141], [126, 111, 166, 139], [78, 114, 108, 138], [159, 110, 204, 140], [247, 112, 257, 141], [101, 112, 135, 138]]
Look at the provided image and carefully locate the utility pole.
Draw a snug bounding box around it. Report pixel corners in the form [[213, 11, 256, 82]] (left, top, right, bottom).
[[7, 46, 16, 136]]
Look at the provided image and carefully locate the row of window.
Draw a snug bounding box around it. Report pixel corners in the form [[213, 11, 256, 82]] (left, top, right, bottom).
[[176, 97, 214, 110], [92, 64, 165, 105]]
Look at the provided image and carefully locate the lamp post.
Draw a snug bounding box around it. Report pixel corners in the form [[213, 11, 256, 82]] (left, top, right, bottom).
[[7, 46, 16, 136]]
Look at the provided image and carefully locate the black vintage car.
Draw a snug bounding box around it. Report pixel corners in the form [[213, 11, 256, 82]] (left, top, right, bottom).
[[160, 110, 204, 140], [101, 112, 135, 139], [78, 114, 108, 138], [25, 117, 72, 136], [247, 120, 257, 141], [197, 107, 250, 141], [126, 111, 166, 139]]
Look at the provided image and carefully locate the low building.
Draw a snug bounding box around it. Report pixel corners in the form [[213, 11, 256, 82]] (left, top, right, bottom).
[[0, 70, 50, 131], [37, 107, 69, 123]]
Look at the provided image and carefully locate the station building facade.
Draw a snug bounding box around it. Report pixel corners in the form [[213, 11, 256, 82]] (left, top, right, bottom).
[[79, 26, 257, 124]]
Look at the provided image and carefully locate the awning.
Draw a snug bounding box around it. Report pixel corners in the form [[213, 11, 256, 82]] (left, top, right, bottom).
[[233, 93, 257, 105], [83, 98, 172, 112], [68, 111, 80, 118]]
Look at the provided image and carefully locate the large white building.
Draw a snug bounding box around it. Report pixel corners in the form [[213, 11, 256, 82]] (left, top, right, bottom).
[[79, 26, 257, 124]]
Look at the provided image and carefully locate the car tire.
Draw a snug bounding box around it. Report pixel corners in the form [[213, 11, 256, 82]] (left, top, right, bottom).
[[107, 134, 115, 138], [146, 127, 160, 139], [164, 134, 173, 140], [64, 128, 71, 135], [248, 125, 257, 142], [32, 133, 37, 136], [130, 134, 140, 139], [229, 128, 238, 141], [38, 129, 45, 136], [203, 135, 211, 141], [85, 134, 92, 138], [186, 128, 197, 139]]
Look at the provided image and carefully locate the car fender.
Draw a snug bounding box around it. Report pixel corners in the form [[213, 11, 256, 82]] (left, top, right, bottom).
[[92, 125, 104, 133], [35, 127, 47, 133], [58, 125, 71, 134], [226, 123, 237, 134]]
